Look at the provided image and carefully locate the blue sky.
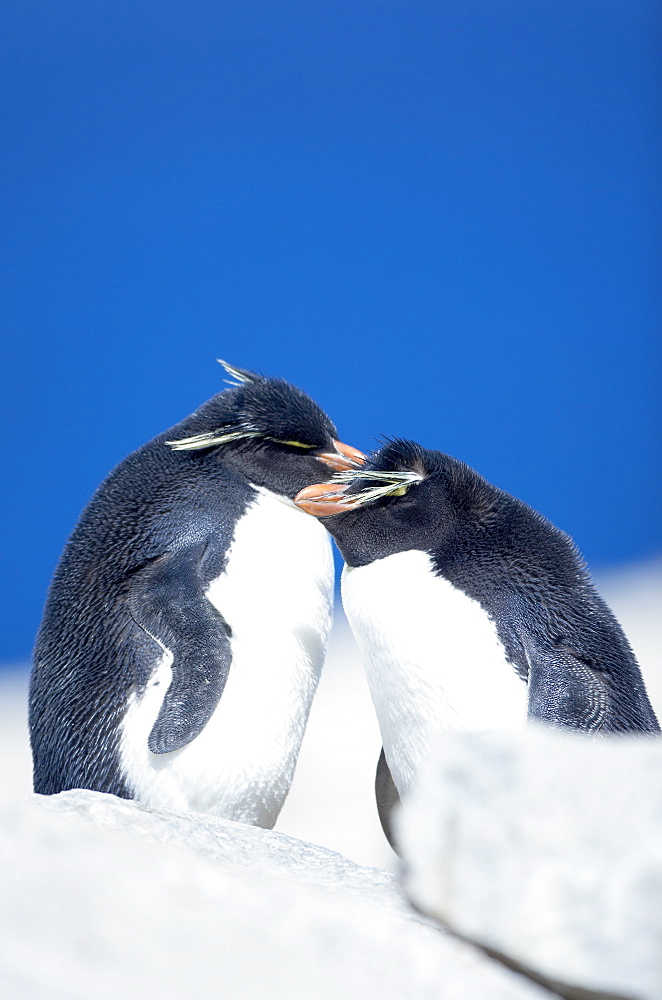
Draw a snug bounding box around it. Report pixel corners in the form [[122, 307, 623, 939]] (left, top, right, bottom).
[[2, 1, 660, 661]]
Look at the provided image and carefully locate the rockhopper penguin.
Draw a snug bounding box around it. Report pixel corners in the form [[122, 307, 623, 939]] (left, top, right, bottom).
[[295, 439, 659, 846], [30, 361, 364, 827]]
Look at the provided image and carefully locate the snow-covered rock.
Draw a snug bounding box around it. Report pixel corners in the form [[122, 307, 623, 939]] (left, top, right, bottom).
[[398, 726, 662, 1000], [0, 790, 550, 1000]]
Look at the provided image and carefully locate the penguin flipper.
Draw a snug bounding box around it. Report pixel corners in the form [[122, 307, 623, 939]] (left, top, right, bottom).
[[127, 546, 232, 754], [375, 747, 401, 854], [525, 641, 610, 732]]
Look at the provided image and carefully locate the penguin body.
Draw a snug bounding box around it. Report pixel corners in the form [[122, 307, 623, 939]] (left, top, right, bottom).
[[295, 439, 659, 838], [119, 485, 333, 825], [30, 363, 361, 827]]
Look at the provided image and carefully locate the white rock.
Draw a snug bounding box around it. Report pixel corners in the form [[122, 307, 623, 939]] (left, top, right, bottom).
[[398, 726, 662, 1000], [0, 790, 549, 1000]]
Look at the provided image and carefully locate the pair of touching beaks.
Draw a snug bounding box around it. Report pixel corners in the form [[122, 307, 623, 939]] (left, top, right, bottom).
[[316, 440, 365, 474], [298, 442, 369, 518]]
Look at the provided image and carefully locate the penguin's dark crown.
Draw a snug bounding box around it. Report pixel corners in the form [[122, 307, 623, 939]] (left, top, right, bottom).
[[167, 361, 339, 453]]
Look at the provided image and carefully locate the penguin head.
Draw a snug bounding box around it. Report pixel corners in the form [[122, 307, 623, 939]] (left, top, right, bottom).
[[166, 361, 364, 498], [294, 438, 497, 566]]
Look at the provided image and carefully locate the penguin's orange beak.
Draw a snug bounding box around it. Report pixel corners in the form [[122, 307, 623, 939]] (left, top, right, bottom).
[[316, 440, 366, 472], [295, 482, 362, 517]]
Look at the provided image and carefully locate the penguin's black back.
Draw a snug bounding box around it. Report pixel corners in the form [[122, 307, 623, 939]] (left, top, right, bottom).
[[432, 476, 657, 733], [30, 430, 251, 795]]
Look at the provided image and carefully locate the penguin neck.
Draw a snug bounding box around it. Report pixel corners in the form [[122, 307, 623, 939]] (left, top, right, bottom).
[[341, 549, 527, 798]]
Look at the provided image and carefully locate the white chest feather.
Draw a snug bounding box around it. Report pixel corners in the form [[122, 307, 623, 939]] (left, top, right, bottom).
[[121, 487, 334, 827], [341, 550, 526, 796]]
